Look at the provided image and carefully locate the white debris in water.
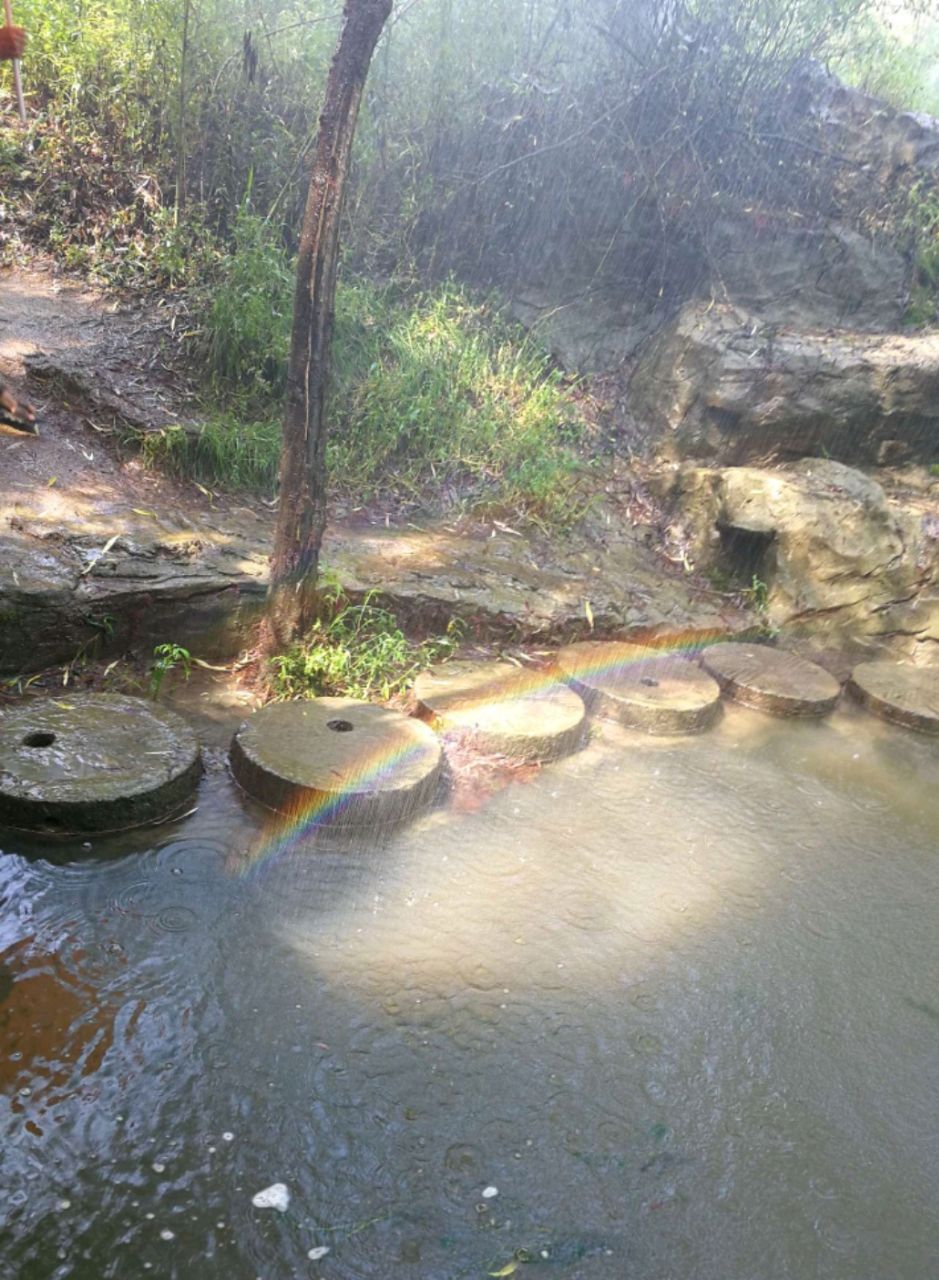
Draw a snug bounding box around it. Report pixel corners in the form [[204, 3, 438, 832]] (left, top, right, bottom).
[[56, 1199, 71, 1211], [308, 1246, 330, 1260], [152, 1162, 165, 1173], [481, 1185, 498, 1199], [159, 1229, 175, 1241], [251, 1183, 290, 1212], [222, 1132, 235, 1142]]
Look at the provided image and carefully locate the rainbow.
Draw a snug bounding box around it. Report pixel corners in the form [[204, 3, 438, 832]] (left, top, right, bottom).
[[231, 633, 722, 876], [230, 732, 439, 878]]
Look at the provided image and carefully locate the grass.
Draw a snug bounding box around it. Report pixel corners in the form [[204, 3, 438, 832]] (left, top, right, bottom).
[[142, 216, 589, 527], [269, 579, 461, 702]]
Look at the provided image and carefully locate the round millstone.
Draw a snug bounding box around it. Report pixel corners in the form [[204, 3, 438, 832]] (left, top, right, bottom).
[[556, 641, 721, 735], [700, 642, 841, 717], [0, 694, 202, 835], [413, 660, 586, 763], [847, 661, 939, 735], [229, 697, 444, 827]]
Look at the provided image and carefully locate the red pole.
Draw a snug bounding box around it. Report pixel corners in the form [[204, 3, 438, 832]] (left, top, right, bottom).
[[2, 0, 26, 123]]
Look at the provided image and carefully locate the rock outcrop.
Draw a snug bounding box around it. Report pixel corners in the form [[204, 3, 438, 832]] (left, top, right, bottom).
[[661, 458, 939, 663], [704, 219, 907, 331], [630, 302, 939, 466], [0, 504, 752, 678]]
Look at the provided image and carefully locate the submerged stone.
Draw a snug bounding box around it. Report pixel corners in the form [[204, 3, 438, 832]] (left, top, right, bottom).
[[0, 694, 202, 834], [556, 641, 721, 735], [413, 660, 586, 763], [229, 698, 443, 827], [700, 642, 841, 717], [847, 661, 939, 735]]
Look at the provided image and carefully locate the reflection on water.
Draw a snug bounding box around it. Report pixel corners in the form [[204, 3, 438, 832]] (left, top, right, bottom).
[[1, 703, 938, 1279]]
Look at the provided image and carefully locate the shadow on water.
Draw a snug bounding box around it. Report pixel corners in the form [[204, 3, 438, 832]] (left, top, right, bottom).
[[1, 704, 938, 1279]]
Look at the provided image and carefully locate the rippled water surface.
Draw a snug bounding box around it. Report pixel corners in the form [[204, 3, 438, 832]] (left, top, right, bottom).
[[1, 702, 938, 1279]]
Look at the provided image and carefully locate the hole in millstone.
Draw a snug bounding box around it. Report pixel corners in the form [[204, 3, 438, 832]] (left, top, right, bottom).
[[326, 719, 355, 733], [23, 731, 56, 749], [640, 677, 659, 688]]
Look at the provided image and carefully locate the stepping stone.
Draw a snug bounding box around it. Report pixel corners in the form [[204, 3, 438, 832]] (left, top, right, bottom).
[[230, 698, 443, 827], [556, 641, 721, 735], [700, 642, 841, 717], [413, 660, 586, 763], [0, 694, 201, 835], [847, 661, 939, 735]]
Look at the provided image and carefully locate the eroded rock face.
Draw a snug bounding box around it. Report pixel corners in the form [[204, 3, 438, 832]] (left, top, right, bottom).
[[663, 458, 939, 663], [705, 220, 906, 331], [630, 302, 939, 466]]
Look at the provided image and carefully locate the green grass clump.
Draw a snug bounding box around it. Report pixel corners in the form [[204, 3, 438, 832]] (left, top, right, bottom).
[[145, 217, 588, 526], [140, 413, 282, 493], [269, 581, 461, 702]]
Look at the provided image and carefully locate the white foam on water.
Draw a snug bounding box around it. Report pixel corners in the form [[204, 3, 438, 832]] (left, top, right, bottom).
[[251, 1183, 290, 1212]]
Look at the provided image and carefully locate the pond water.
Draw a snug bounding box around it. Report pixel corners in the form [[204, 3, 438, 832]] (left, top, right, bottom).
[[1, 701, 938, 1279]]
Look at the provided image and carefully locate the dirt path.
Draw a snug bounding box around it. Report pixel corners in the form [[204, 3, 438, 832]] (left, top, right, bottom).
[[0, 262, 206, 516]]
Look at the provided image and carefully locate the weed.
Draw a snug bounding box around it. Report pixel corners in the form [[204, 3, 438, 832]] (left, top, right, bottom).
[[149, 643, 193, 699], [269, 583, 461, 702], [743, 575, 770, 614], [930, 463, 939, 478]]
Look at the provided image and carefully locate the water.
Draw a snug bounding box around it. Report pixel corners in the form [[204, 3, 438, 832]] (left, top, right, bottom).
[[1, 702, 938, 1279]]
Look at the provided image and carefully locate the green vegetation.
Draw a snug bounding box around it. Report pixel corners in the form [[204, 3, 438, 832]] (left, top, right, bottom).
[[269, 580, 460, 702], [149, 642, 193, 699], [902, 183, 939, 327], [3, 0, 938, 528], [142, 220, 587, 523]]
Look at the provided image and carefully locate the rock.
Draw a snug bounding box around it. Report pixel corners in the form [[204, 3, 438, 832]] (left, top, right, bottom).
[[0, 503, 752, 677], [509, 287, 664, 372], [664, 458, 939, 663], [556, 640, 722, 734], [700, 641, 841, 717], [413, 660, 586, 763], [229, 698, 444, 828], [0, 511, 269, 675], [706, 218, 906, 330], [847, 661, 939, 734], [0, 694, 201, 833], [789, 63, 939, 183], [629, 301, 939, 466]]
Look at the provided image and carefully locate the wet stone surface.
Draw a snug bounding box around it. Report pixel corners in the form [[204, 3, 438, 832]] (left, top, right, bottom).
[[413, 660, 587, 763], [229, 697, 444, 828], [0, 693, 202, 833], [848, 661, 939, 734], [556, 640, 722, 735], [700, 642, 842, 717]]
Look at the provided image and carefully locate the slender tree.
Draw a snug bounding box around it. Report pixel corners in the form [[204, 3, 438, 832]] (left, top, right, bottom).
[[264, 0, 393, 650]]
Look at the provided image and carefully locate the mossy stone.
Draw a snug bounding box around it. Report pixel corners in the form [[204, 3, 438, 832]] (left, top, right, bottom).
[[0, 693, 202, 834]]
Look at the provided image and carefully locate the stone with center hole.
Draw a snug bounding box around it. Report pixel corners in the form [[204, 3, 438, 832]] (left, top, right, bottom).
[[557, 640, 721, 735], [230, 697, 443, 829], [0, 694, 202, 835]]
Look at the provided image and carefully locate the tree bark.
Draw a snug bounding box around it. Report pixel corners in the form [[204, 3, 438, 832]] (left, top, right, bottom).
[[264, 0, 393, 651]]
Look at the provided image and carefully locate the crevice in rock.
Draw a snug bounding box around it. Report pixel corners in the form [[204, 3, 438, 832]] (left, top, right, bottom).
[[716, 524, 776, 590]]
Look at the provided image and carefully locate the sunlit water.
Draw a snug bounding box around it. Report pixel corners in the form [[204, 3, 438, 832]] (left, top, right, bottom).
[[1, 702, 938, 1279]]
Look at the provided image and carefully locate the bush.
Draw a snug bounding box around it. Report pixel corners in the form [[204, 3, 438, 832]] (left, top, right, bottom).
[[269, 581, 460, 702]]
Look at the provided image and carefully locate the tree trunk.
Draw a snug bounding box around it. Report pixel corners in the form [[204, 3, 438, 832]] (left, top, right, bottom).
[[264, 0, 392, 651]]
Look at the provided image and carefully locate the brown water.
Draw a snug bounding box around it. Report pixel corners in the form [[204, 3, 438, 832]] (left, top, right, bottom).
[[1, 702, 938, 1279]]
